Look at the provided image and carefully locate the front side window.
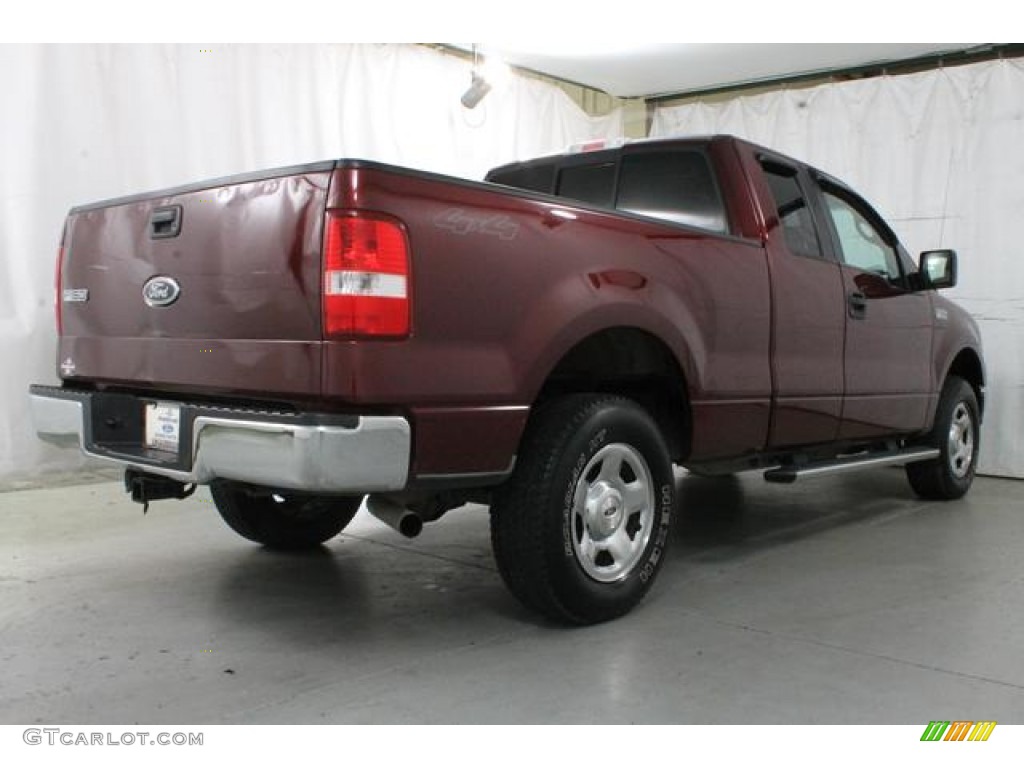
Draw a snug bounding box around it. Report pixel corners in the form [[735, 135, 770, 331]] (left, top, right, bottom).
[[761, 164, 823, 259], [822, 190, 902, 282]]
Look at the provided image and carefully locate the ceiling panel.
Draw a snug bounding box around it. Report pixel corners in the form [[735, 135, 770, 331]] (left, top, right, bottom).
[[460, 43, 981, 98]]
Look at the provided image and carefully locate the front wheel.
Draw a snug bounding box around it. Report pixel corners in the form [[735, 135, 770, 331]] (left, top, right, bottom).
[[210, 481, 362, 550], [490, 395, 675, 624], [906, 375, 980, 500]]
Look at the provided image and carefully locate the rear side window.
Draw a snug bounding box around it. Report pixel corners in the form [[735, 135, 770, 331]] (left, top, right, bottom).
[[761, 164, 823, 259], [488, 164, 555, 194], [557, 162, 616, 208], [616, 151, 728, 233]]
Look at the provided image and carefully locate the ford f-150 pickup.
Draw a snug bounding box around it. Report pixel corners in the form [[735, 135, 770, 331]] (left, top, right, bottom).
[[30, 135, 985, 624]]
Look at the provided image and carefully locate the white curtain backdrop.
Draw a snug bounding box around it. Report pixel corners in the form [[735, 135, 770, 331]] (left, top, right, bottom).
[[653, 59, 1024, 479], [0, 43, 623, 479]]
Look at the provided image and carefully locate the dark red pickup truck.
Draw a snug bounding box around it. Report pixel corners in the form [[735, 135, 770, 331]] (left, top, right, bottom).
[[31, 135, 984, 623]]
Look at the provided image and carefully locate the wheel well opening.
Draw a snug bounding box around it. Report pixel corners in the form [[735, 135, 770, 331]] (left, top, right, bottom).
[[948, 348, 985, 417], [536, 328, 691, 461]]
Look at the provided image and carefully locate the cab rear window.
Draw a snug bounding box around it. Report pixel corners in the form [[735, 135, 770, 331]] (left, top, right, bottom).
[[487, 164, 554, 194], [490, 146, 729, 235]]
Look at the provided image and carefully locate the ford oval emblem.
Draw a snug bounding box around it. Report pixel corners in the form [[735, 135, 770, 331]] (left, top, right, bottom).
[[142, 276, 181, 307]]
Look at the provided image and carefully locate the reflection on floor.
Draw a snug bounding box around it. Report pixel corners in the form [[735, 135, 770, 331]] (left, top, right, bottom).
[[1, 468, 1022, 723]]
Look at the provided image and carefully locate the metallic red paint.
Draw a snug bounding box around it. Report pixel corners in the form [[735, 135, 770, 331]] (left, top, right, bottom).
[[49, 137, 984, 483]]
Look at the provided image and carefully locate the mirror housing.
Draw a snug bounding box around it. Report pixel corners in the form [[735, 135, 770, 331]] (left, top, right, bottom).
[[919, 249, 957, 289]]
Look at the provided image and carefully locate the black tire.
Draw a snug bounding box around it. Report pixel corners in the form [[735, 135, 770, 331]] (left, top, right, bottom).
[[210, 480, 362, 550], [490, 394, 675, 625], [906, 376, 980, 500]]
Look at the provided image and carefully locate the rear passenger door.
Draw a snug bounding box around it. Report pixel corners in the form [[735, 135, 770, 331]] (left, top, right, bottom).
[[757, 159, 847, 448], [813, 180, 933, 438]]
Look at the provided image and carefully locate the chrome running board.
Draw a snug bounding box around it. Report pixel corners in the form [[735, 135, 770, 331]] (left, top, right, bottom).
[[764, 447, 940, 484]]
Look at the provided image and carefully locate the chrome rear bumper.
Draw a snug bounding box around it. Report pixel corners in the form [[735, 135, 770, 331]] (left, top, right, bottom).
[[29, 385, 410, 493]]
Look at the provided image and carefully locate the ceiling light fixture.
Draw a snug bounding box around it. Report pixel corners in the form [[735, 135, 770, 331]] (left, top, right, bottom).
[[461, 44, 492, 109]]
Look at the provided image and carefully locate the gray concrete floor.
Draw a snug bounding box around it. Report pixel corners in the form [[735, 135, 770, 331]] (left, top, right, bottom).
[[1, 467, 1022, 724]]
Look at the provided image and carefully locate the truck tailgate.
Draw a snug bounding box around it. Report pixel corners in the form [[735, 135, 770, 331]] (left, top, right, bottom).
[[58, 163, 333, 400]]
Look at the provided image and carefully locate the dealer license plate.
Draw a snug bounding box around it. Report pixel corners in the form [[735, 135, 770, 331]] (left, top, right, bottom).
[[145, 402, 181, 452]]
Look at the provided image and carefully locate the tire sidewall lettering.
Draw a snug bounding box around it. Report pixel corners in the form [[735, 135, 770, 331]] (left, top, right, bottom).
[[562, 425, 610, 557], [562, 451, 587, 556]]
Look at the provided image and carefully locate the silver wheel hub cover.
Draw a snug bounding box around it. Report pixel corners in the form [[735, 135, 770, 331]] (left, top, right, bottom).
[[947, 401, 974, 479], [587, 482, 624, 539], [571, 442, 656, 584]]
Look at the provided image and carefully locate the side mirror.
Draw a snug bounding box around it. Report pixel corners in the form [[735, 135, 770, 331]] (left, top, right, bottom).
[[920, 249, 957, 289]]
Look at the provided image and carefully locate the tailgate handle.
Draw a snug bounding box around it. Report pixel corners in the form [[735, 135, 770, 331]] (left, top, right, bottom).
[[150, 205, 183, 239]]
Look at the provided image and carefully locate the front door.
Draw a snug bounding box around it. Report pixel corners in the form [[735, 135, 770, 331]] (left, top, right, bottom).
[[815, 182, 933, 439]]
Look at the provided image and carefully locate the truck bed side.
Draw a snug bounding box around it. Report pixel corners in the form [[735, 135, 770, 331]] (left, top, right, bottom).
[[322, 160, 773, 478]]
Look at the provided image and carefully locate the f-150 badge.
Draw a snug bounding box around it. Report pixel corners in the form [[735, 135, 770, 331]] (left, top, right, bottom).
[[142, 276, 181, 307]]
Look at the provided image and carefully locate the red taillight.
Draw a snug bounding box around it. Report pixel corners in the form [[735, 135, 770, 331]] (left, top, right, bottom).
[[322, 212, 411, 339]]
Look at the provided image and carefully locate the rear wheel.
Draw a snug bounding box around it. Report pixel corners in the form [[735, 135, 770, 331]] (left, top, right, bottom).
[[490, 394, 675, 624], [906, 376, 980, 500], [210, 480, 362, 550]]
